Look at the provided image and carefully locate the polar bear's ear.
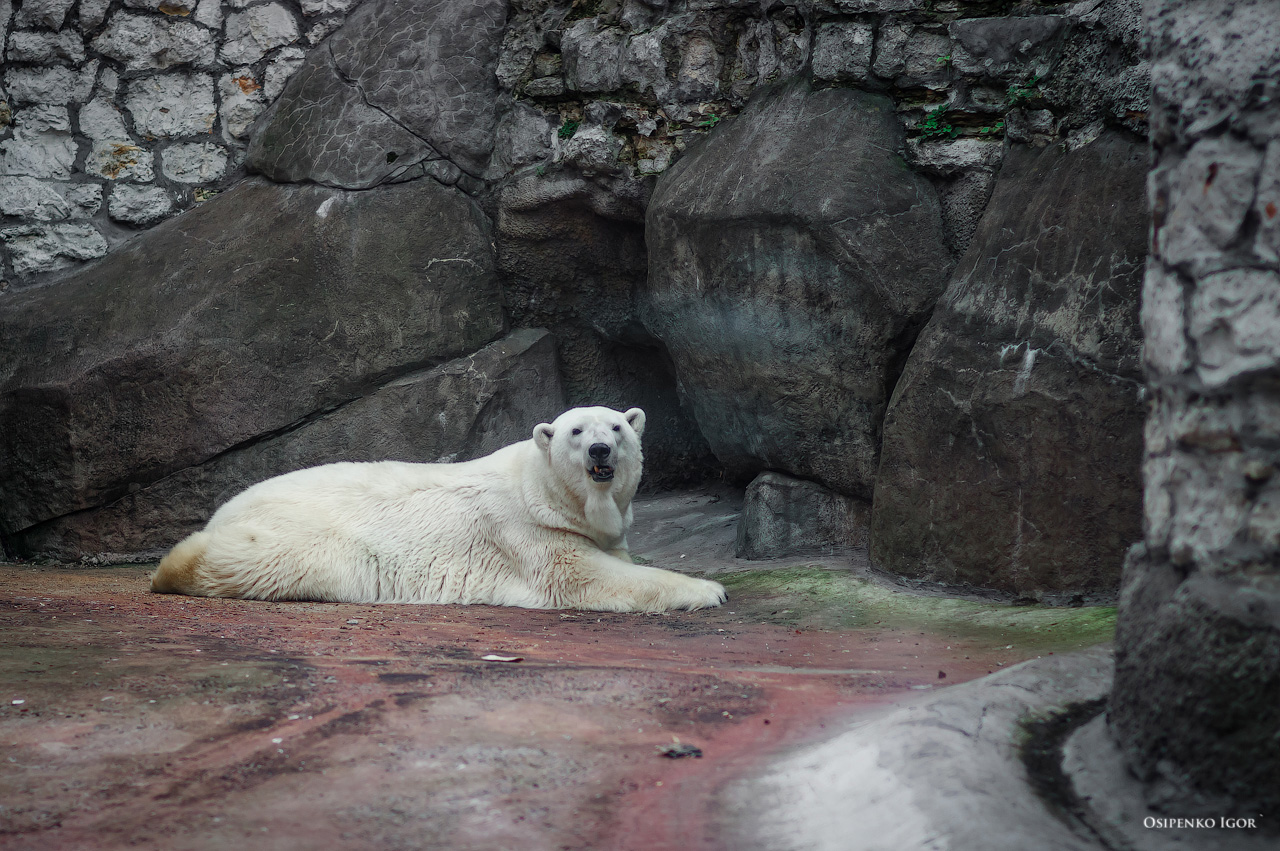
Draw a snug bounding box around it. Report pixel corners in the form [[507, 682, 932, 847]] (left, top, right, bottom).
[[624, 408, 646, 438], [533, 423, 555, 452]]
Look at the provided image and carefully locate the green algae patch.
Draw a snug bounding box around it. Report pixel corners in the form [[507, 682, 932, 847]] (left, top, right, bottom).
[[716, 567, 1115, 654]]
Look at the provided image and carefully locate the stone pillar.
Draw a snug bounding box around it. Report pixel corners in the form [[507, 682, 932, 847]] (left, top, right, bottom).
[[1108, 0, 1280, 819]]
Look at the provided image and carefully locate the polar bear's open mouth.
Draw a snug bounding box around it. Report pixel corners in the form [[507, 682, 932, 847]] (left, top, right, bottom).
[[589, 464, 615, 482]]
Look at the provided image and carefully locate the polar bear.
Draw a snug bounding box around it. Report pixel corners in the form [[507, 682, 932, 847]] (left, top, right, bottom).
[[151, 406, 726, 612]]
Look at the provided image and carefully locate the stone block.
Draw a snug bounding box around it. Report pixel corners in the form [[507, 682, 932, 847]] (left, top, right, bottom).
[[0, 223, 108, 277], [78, 97, 131, 141], [222, 4, 301, 65], [79, 0, 111, 29], [218, 71, 266, 140], [904, 138, 1004, 175], [161, 142, 229, 183], [12, 0, 75, 29], [4, 64, 96, 105], [91, 13, 217, 71], [0, 177, 72, 221], [193, 0, 221, 29], [124, 73, 217, 138], [949, 15, 1068, 80], [6, 30, 86, 64], [108, 183, 174, 225], [85, 140, 155, 182], [811, 22, 874, 84], [1190, 268, 1280, 388], [263, 47, 307, 102], [736, 471, 870, 560], [1156, 136, 1263, 276], [0, 106, 77, 179], [300, 0, 360, 15], [123, 0, 198, 13], [562, 20, 625, 93]]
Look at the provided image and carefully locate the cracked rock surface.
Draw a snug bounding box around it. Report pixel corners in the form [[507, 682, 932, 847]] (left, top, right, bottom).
[[246, 0, 507, 188], [870, 131, 1148, 597], [0, 177, 503, 555]]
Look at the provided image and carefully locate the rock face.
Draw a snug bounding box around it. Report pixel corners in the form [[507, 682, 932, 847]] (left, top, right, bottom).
[[1110, 0, 1280, 821], [0, 177, 502, 548], [15, 329, 565, 560], [645, 79, 952, 499], [247, 0, 507, 188], [870, 132, 1148, 597], [736, 472, 869, 561]]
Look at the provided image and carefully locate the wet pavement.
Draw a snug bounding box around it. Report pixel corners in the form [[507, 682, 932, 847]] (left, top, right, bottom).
[[0, 491, 1117, 850]]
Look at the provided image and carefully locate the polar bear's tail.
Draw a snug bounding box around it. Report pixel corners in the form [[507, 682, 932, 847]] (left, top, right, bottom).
[[151, 531, 212, 595]]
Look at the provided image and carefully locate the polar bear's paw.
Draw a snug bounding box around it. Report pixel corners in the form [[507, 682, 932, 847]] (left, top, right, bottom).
[[682, 577, 728, 611]]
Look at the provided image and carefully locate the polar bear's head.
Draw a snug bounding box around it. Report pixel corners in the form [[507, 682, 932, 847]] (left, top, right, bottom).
[[534, 406, 646, 493]]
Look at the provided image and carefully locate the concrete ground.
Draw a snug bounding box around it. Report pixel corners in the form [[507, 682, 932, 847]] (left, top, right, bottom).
[[1, 490, 1120, 850]]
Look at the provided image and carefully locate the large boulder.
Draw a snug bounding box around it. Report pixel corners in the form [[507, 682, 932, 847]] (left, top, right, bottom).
[[246, 0, 507, 188], [495, 170, 716, 489], [15, 329, 565, 560], [644, 78, 953, 498], [869, 131, 1147, 596], [0, 176, 502, 552]]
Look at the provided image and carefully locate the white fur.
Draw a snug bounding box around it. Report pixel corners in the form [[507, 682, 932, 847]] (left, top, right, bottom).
[[151, 406, 727, 612]]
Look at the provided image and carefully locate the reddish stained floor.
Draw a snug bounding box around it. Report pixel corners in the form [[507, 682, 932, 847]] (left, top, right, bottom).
[[0, 562, 1047, 851]]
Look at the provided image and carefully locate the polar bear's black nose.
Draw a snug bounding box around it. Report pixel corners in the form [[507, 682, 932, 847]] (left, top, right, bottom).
[[589, 443, 611, 461]]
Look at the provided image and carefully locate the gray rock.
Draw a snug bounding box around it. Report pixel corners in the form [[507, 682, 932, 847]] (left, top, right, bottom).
[[0, 177, 501, 536], [12, 0, 74, 29], [5, 30, 86, 64], [91, 12, 217, 71], [221, 4, 300, 66], [0, 177, 73, 221], [161, 142, 229, 183], [0, 223, 108, 277], [218, 70, 266, 140], [247, 0, 507, 186], [811, 22, 874, 84], [13, 329, 566, 560], [873, 23, 951, 89], [78, 97, 131, 141], [263, 46, 307, 102], [107, 183, 173, 225], [0, 106, 77, 179], [949, 15, 1069, 81], [124, 73, 217, 138], [736, 471, 870, 560], [3, 64, 96, 105], [84, 140, 155, 182], [562, 20, 625, 93], [1110, 547, 1280, 819], [870, 132, 1148, 596], [79, 0, 111, 29], [644, 79, 952, 498], [721, 648, 1114, 851]]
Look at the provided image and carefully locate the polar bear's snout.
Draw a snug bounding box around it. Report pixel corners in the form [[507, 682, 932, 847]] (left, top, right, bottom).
[[588, 442, 614, 481]]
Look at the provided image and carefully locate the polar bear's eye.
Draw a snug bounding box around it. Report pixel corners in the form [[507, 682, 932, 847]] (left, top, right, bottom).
[[612, 425, 621, 431], [572, 428, 582, 436]]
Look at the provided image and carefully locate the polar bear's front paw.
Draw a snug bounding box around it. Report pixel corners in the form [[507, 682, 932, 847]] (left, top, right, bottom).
[[678, 577, 727, 611]]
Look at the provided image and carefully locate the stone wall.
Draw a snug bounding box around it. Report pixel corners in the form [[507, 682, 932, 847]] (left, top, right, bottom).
[[0, 0, 360, 288], [1109, 0, 1280, 819]]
